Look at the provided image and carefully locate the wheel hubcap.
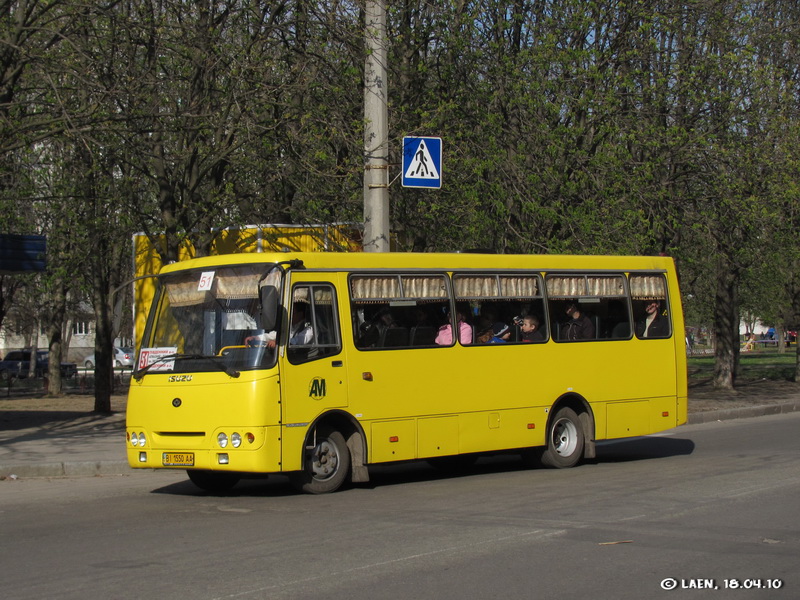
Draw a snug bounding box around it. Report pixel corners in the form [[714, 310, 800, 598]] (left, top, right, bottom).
[[311, 440, 339, 480], [552, 418, 578, 456]]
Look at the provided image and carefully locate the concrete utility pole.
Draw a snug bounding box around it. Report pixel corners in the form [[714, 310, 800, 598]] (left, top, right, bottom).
[[363, 0, 390, 252]]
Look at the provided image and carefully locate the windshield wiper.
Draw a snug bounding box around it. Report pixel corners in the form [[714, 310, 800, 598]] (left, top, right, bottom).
[[133, 353, 240, 381]]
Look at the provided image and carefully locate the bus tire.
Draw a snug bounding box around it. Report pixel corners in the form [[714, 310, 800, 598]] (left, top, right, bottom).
[[291, 428, 350, 494], [186, 469, 240, 492], [540, 407, 584, 469]]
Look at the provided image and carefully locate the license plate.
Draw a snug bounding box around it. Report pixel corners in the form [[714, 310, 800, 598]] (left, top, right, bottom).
[[162, 452, 194, 466]]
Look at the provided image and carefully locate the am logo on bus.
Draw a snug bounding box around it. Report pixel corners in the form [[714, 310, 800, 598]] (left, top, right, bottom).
[[308, 377, 326, 399]]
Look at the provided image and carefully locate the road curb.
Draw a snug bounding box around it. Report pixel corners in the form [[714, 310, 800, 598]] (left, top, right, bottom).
[[1, 460, 131, 480], [687, 400, 800, 424]]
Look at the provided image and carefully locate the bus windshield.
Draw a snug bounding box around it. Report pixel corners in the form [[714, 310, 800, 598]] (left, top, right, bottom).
[[138, 264, 281, 375]]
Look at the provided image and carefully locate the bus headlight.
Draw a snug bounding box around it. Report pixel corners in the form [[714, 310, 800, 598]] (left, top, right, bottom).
[[130, 432, 139, 447], [217, 432, 229, 448], [231, 432, 242, 448], [137, 432, 146, 447]]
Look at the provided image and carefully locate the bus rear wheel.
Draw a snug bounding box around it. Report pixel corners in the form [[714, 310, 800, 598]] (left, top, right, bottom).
[[540, 407, 584, 468], [290, 428, 350, 494], [187, 469, 240, 492]]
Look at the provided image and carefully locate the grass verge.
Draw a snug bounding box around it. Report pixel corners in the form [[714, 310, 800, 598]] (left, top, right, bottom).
[[688, 348, 798, 382]]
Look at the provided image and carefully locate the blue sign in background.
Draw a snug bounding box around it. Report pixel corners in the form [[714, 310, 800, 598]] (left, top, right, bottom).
[[0, 234, 46, 274], [402, 137, 442, 189]]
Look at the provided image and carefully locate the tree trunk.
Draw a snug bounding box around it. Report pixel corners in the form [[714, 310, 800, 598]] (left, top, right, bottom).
[[44, 283, 67, 397], [775, 325, 786, 353], [712, 265, 738, 390], [46, 334, 62, 395], [87, 213, 127, 414], [92, 281, 114, 414], [28, 334, 38, 380]]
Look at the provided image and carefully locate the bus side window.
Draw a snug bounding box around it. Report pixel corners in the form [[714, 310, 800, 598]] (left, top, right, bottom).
[[630, 274, 671, 339], [546, 274, 628, 342], [354, 301, 447, 349], [350, 274, 450, 350], [452, 274, 544, 345]]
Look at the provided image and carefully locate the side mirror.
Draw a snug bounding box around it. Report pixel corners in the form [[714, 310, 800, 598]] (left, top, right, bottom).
[[259, 286, 279, 331]]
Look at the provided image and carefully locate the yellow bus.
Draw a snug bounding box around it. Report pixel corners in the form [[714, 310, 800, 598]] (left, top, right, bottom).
[[126, 252, 687, 493]]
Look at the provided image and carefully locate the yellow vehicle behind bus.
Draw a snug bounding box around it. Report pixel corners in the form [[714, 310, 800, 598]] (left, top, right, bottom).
[[126, 252, 687, 493]]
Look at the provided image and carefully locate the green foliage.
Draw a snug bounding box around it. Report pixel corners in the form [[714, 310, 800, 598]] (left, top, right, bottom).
[[0, 0, 798, 391]]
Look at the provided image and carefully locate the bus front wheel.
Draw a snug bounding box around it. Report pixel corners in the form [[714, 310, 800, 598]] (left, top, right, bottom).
[[291, 428, 351, 494], [541, 407, 584, 468], [186, 469, 240, 492]]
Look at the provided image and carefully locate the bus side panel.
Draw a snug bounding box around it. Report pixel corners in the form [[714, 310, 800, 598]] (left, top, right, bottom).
[[371, 419, 416, 463], [418, 416, 459, 457], [605, 397, 677, 439], [457, 408, 546, 455], [541, 338, 679, 441], [677, 393, 688, 427], [345, 344, 561, 422], [346, 339, 679, 458]]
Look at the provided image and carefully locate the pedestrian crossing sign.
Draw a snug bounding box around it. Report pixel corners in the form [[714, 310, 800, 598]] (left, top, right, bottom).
[[402, 136, 442, 189]]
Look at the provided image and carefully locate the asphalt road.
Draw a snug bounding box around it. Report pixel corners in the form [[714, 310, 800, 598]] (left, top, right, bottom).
[[1, 413, 798, 600]]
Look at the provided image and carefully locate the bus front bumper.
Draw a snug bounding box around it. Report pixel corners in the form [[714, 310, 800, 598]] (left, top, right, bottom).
[[125, 425, 283, 473]]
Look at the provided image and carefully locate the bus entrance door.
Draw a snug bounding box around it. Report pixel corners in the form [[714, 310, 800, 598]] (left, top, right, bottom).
[[279, 279, 348, 442]]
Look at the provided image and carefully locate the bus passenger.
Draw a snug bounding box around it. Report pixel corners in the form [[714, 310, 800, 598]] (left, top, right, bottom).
[[635, 300, 669, 338], [288, 303, 314, 345], [520, 315, 544, 342], [436, 307, 472, 345], [475, 319, 510, 344], [489, 322, 511, 343], [475, 319, 492, 344], [561, 302, 595, 340], [358, 307, 402, 347]]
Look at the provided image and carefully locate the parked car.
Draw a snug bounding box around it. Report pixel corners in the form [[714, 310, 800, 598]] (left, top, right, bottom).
[[84, 346, 135, 369], [0, 349, 78, 379]]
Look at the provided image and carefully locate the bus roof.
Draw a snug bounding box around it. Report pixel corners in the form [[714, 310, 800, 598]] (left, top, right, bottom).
[[157, 252, 676, 275]]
